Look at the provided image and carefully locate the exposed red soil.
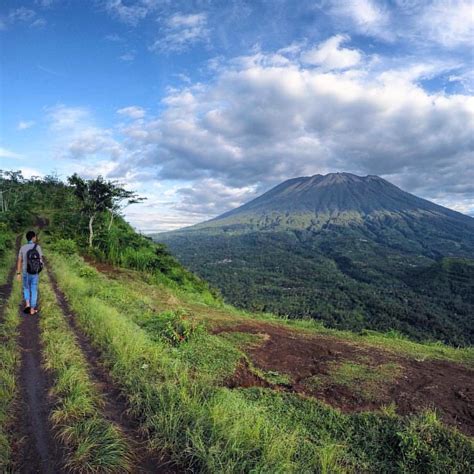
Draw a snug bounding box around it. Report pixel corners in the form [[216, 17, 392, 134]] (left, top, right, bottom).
[[47, 265, 177, 473], [82, 254, 127, 278], [215, 322, 474, 436], [226, 360, 271, 389]]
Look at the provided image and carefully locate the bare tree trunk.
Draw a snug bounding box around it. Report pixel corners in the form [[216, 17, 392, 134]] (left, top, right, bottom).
[[108, 210, 114, 231], [88, 214, 95, 247]]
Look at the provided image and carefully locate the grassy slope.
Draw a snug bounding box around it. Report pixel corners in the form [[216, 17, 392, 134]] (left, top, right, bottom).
[[46, 247, 474, 473]]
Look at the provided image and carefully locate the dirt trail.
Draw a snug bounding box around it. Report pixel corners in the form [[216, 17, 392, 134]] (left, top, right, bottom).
[[17, 313, 63, 473], [215, 322, 474, 436], [46, 265, 175, 473]]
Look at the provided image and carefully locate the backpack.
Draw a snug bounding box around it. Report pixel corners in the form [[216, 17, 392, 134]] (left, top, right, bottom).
[[26, 244, 43, 275]]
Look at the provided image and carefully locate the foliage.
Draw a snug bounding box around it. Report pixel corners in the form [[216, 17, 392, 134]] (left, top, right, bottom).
[[50, 238, 78, 255], [141, 309, 205, 345], [159, 229, 474, 346], [68, 173, 144, 247]]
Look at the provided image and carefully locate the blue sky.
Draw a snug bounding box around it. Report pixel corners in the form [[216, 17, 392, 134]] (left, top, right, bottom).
[[1, 0, 473, 231]]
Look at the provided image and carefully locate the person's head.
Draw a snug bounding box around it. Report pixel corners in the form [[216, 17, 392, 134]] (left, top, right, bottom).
[[26, 231, 36, 243]]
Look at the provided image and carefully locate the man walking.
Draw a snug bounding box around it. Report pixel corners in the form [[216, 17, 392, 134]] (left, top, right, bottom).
[[17, 231, 44, 315]]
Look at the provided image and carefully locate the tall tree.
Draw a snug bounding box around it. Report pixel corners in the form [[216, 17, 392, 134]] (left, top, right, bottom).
[[67, 174, 144, 247]]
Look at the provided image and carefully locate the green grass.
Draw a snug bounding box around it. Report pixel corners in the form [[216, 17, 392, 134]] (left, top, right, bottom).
[[319, 360, 403, 402], [39, 271, 131, 473], [0, 278, 21, 470], [46, 250, 474, 472], [66, 244, 474, 368]]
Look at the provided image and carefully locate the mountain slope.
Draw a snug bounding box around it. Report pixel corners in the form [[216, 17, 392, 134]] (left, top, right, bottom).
[[156, 173, 474, 346]]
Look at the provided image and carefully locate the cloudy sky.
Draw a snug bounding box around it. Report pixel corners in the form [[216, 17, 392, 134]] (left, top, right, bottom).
[[1, 0, 473, 231]]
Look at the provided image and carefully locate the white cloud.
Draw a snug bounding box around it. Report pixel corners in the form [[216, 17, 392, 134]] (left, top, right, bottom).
[[119, 51, 135, 61], [47, 105, 125, 161], [35, 0, 57, 6], [150, 12, 209, 53], [107, 47, 473, 225], [17, 120, 36, 130], [330, 0, 391, 39], [1, 7, 46, 30], [105, 33, 122, 42], [19, 167, 44, 179], [174, 179, 258, 216], [0, 147, 23, 159], [301, 35, 362, 69], [31, 18, 46, 28], [117, 106, 146, 119], [417, 0, 474, 48], [105, 0, 154, 26], [8, 8, 37, 23]]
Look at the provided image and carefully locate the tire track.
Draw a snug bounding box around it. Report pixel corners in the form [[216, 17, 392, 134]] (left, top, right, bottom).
[[46, 264, 175, 473]]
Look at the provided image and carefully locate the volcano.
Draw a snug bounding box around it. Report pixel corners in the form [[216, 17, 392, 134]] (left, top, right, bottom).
[[157, 173, 474, 346]]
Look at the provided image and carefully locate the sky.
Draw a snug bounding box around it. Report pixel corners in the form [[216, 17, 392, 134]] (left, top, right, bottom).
[[1, 0, 473, 232]]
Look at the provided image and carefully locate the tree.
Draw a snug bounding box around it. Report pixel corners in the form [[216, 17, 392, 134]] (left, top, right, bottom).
[[0, 170, 25, 213], [67, 174, 144, 247]]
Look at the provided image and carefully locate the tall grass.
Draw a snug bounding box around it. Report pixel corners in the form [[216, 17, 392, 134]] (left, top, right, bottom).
[[48, 252, 474, 472], [0, 279, 21, 470], [48, 253, 317, 472], [39, 272, 131, 473]]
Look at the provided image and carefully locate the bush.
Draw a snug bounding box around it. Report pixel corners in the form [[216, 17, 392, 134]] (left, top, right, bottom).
[[50, 238, 78, 256], [142, 309, 204, 346]]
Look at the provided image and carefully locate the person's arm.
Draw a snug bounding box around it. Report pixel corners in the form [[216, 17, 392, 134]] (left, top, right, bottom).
[[38, 245, 44, 266], [16, 252, 22, 281]]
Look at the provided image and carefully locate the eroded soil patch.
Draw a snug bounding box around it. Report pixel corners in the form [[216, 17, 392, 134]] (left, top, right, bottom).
[[215, 322, 474, 436]]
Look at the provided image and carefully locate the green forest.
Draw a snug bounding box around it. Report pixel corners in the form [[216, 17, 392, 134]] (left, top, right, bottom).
[[159, 223, 474, 347]]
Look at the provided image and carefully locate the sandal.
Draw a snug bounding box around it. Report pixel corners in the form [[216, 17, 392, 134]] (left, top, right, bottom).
[[23, 307, 31, 315]]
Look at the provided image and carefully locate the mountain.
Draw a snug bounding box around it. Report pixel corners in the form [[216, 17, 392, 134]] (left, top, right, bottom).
[[156, 173, 474, 346]]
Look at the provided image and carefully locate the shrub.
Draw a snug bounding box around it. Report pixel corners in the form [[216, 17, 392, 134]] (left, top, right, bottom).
[[50, 238, 78, 256], [142, 309, 204, 345]]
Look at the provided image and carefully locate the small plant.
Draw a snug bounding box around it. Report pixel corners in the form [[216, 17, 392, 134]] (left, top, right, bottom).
[[142, 309, 204, 346], [50, 238, 78, 256], [78, 266, 99, 279]]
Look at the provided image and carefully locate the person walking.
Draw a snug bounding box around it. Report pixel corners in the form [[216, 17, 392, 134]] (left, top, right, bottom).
[[16, 230, 44, 315]]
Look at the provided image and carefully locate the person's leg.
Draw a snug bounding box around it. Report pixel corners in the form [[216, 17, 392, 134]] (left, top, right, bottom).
[[30, 274, 39, 310], [22, 272, 30, 308]]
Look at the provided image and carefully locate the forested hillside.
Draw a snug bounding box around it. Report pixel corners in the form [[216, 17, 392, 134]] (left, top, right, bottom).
[[158, 173, 474, 347], [0, 170, 473, 472]]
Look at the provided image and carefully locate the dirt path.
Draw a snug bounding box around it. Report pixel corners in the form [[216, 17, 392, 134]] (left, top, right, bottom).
[[17, 313, 63, 473], [215, 322, 474, 436], [46, 265, 175, 473]]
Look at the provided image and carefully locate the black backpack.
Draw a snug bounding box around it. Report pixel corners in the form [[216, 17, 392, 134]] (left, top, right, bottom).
[[26, 244, 43, 275]]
